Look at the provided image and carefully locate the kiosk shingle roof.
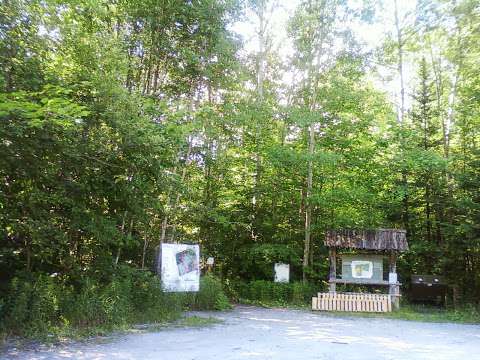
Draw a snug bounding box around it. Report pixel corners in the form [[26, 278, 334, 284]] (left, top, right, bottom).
[[325, 229, 408, 251]]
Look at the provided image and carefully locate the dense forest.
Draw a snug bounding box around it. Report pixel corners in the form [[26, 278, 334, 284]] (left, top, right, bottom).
[[0, 0, 479, 335]]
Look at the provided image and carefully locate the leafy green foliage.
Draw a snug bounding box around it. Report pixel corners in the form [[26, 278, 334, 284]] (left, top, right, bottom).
[[1, 268, 184, 338], [1, 0, 480, 338], [190, 275, 232, 311], [232, 280, 321, 307]]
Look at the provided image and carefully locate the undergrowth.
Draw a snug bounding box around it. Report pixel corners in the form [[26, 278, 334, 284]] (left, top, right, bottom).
[[0, 269, 230, 342], [230, 280, 480, 324], [230, 280, 322, 307]]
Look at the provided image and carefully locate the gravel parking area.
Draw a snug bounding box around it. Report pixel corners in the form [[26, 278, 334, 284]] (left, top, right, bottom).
[[4, 305, 480, 360]]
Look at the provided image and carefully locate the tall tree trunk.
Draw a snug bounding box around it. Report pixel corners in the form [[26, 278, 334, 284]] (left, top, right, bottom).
[[141, 234, 148, 269], [428, 42, 448, 158], [394, 0, 405, 124], [425, 184, 432, 243], [160, 216, 169, 244], [394, 0, 410, 235], [24, 237, 31, 272], [251, 1, 267, 240], [445, 69, 459, 159], [257, 1, 265, 101], [115, 210, 128, 265], [303, 124, 315, 283], [152, 63, 160, 94], [169, 137, 193, 243], [142, 53, 152, 95]]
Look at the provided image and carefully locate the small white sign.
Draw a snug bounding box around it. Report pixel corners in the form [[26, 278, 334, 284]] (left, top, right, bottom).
[[274, 263, 290, 283], [206, 257, 214, 265], [389, 272, 398, 284]]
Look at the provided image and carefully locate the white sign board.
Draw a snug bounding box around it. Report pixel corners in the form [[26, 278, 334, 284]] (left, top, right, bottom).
[[206, 257, 214, 265], [351, 260, 373, 279], [389, 272, 398, 284], [274, 263, 290, 283], [161, 243, 200, 292]]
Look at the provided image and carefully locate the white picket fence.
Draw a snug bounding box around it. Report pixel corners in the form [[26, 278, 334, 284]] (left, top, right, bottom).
[[312, 292, 392, 313]]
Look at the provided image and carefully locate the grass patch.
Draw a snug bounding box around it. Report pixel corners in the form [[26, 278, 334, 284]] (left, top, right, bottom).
[[1, 315, 224, 354], [387, 304, 480, 324], [313, 303, 480, 324], [238, 298, 309, 310], [136, 315, 223, 332], [176, 315, 223, 327]]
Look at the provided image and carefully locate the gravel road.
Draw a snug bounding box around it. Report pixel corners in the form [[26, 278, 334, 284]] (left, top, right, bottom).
[[3, 305, 480, 360]]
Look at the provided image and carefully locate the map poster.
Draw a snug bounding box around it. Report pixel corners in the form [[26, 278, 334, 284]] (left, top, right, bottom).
[[161, 243, 200, 292], [351, 260, 373, 279]]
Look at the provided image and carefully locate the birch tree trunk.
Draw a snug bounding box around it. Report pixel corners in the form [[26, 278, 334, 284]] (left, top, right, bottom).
[[141, 234, 148, 269], [394, 0, 410, 235], [252, 1, 268, 240], [394, 0, 405, 124], [115, 210, 128, 265], [303, 123, 315, 283]]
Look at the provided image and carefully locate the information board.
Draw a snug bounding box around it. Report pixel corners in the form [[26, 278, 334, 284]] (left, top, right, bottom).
[[274, 263, 290, 283], [161, 243, 200, 292]]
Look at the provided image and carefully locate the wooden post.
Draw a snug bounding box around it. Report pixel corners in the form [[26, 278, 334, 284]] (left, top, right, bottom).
[[452, 285, 459, 309], [155, 245, 161, 275], [329, 247, 337, 292], [389, 251, 400, 310]]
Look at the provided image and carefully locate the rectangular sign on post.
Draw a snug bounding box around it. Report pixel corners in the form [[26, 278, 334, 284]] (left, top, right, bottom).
[[161, 243, 200, 292], [389, 272, 398, 284], [274, 263, 290, 283]]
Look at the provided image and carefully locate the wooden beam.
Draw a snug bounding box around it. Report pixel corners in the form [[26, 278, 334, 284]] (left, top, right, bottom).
[[331, 279, 401, 286], [329, 247, 336, 292], [389, 251, 400, 310], [389, 251, 397, 273]]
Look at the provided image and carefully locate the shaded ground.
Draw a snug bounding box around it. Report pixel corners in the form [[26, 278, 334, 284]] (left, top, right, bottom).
[[3, 305, 480, 360]]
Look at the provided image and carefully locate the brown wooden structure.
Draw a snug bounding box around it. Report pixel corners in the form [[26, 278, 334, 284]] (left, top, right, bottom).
[[323, 229, 408, 310]]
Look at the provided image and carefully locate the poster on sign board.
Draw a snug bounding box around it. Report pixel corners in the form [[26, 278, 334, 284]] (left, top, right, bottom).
[[274, 263, 290, 283], [161, 243, 199, 292], [351, 260, 373, 279]]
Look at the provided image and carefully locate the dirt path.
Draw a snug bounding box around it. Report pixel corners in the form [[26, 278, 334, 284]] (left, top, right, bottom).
[[4, 305, 480, 360]]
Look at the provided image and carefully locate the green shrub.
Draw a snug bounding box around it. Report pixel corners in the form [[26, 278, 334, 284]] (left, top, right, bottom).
[[1, 267, 184, 338], [247, 280, 292, 303], [238, 244, 300, 280], [235, 280, 320, 306], [291, 282, 318, 304], [192, 275, 231, 311], [4, 274, 61, 336], [62, 277, 123, 328], [128, 268, 183, 323], [0, 269, 232, 339]]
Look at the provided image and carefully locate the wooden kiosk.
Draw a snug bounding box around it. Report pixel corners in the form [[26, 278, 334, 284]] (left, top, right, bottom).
[[312, 229, 408, 312]]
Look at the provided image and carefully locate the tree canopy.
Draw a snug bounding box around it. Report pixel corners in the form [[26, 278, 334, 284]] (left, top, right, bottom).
[[1, 0, 479, 303]]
